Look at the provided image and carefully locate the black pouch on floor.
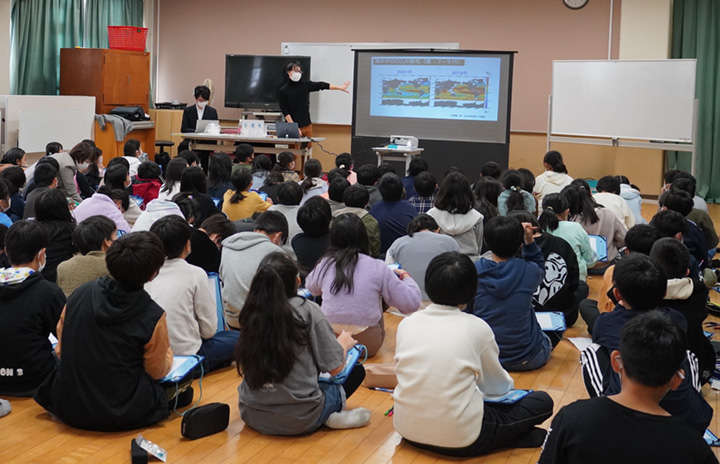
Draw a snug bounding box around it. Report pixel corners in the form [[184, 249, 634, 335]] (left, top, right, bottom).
[[181, 402, 230, 440], [130, 439, 148, 464]]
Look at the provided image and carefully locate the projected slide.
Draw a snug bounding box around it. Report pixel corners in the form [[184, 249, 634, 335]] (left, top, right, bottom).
[[370, 56, 501, 121]]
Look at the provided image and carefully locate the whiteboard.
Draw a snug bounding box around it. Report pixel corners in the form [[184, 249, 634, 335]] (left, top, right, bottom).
[[551, 60, 697, 142], [19, 110, 95, 153], [281, 42, 459, 125]]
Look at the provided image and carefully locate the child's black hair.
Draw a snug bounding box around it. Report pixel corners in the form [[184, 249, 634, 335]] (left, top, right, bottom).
[[180, 166, 208, 194], [407, 213, 438, 237], [149, 215, 192, 259], [300, 159, 323, 194], [659, 190, 693, 217], [273, 152, 295, 172], [200, 214, 236, 242], [413, 172, 436, 197], [596, 175, 621, 194], [543, 150, 568, 174], [137, 161, 162, 180], [35, 189, 75, 224], [407, 156, 428, 177], [670, 178, 697, 198], [624, 224, 658, 255], [297, 196, 331, 237], [105, 231, 166, 287], [0, 166, 26, 194], [480, 161, 501, 179], [335, 153, 354, 171], [619, 310, 686, 387], [377, 173, 403, 202], [4, 220, 48, 265], [320, 213, 369, 294], [104, 164, 129, 190], [1, 147, 25, 165], [613, 253, 667, 310], [252, 154, 272, 174], [516, 168, 535, 193], [255, 210, 289, 245], [356, 164, 379, 186], [328, 178, 351, 203], [72, 216, 116, 255], [177, 150, 201, 167], [342, 184, 369, 209], [208, 152, 232, 191], [650, 210, 688, 238], [473, 176, 502, 220], [377, 163, 396, 177], [277, 181, 303, 206], [538, 193, 569, 232], [234, 144, 254, 163], [161, 158, 188, 194], [45, 142, 63, 156], [484, 215, 523, 259], [501, 170, 526, 213], [173, 193, 199, 225], [123, 139, 141, 158], [434, 172, 474, 214], [563, 181, 599, 224], [649, 237, 689, 280], [425, 251, 478, 306]]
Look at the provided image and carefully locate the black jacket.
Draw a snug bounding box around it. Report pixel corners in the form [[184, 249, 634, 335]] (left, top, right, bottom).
[[34, 277, 169, 431], [181, 104, 219, 133], [0, 272, 65, 395]]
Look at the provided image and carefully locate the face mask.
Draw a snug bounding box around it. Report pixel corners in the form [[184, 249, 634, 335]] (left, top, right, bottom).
[[37, 251, 46, 273], [2, 198, 10, 213], [77, 162, 89, 170], [197, 101, 208, 109], [139, 152, 149, 162], [290, 72, 302, 82]]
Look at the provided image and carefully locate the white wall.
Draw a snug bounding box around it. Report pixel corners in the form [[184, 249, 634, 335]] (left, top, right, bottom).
[[619, 0, 673, 59]]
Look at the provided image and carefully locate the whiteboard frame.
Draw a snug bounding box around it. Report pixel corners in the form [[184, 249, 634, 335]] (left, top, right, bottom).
[[281, 42, 459, 125], [547, 60, 698, 175]]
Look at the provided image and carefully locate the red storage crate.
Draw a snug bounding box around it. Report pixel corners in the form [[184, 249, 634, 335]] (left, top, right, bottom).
[[108, 26, 147, 52]]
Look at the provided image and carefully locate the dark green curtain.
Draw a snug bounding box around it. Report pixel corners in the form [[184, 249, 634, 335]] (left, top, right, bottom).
[[10, 0, 83, 95], [669, 0, 720, 202], [84, 0, 143, 49]]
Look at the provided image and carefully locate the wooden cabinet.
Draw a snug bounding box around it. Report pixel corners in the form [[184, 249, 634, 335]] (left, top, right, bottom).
[[60, 48, 150, 115], [149, 109, 184, 157]]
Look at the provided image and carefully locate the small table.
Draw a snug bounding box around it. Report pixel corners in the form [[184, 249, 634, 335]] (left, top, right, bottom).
[[372, 147, 425, 174]]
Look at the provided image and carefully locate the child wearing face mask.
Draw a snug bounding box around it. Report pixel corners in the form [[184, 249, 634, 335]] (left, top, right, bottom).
[[0, 220, 66, 397]]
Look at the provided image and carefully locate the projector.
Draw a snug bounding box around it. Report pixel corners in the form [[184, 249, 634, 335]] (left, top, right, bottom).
[[390, 135, 419, 149]]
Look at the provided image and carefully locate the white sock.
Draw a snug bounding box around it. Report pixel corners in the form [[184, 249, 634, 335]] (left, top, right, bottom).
[[0, 399, 11, 418], [324, 407, 371, 429]]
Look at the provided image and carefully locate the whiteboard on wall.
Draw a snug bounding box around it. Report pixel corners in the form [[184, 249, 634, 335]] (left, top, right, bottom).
[[550, 60, 697, 142], [281, 43, 459, 125], [19, 110, 95, 153]]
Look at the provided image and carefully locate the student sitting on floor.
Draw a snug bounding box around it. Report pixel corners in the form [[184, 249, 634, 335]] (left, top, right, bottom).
[[508, 210, 585, 327], [385, 214, 460, 301], [23, 162, 58, 220], [269, 182, 303, 259], [593, 175, 635, 230], [407, 171, 437, 214], [401, 156, 428, 199], [649, 238, 715, 385], [231, 144, 254, 174], [220, 211, 288, 329], [540, 311, 717, 464], [146, 216, 239, 372], [34, 232, 174, 432], [222, 168, 273, 221], [658, 189, 711, 273], [578, 224, 659, 334], [394, 251, 554, 457], [325, 175, 350, 214], [299, 158, 327, 205], [306, 213, 421, 357], [356, 164, 382, 207], [0, 220, 65, 396], [292, 196, 332, 279], [427, 172, 484, 261], [334, 184, 380, 258], [498, 169, 536, 216], [368, 173, 418, 256], [671, 178, 718, 251], [472, 216, 553, 371], [650, 209, 704, 280], [583, 253, 713, 434], [235, 252, 369, 435], [57, 216, 115, 297]]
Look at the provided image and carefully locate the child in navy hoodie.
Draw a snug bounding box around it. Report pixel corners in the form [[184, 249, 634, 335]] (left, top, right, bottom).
[[472, 216, 552, 371]]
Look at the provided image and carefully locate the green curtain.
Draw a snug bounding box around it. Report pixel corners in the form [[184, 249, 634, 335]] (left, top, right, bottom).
[[10, 0, 83, 95], [84, 0, 143, 49], [669, 0, 720, 202]]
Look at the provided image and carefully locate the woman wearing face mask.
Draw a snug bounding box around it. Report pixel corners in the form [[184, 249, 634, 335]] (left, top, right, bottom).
[[49, 142, 93, 204], [278, 61, 350, 140]]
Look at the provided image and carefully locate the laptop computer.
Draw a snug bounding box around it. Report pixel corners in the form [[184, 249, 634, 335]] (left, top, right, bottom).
[[275, 121, 301, 139], [196, 119, 219, 133]]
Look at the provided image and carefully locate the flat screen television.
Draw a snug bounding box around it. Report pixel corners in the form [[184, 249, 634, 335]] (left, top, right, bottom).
[[225, 55, 311, 110]]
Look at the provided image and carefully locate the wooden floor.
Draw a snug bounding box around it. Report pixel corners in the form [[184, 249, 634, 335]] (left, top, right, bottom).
[[3, 203, 720, 463]]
